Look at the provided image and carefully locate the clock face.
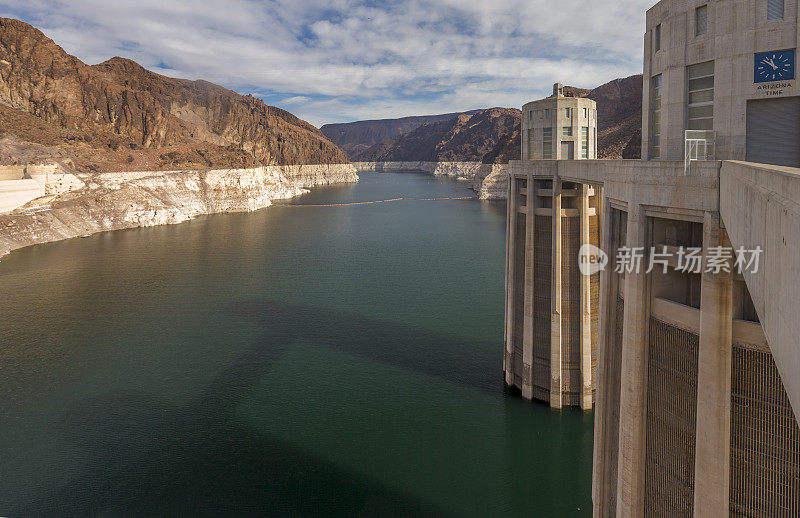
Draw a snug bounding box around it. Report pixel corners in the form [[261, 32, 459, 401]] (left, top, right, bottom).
[[754, 49, 795, 83]]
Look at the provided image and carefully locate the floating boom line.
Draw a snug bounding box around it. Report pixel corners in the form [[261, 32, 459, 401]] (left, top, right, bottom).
[[278, 196, 477, 208]]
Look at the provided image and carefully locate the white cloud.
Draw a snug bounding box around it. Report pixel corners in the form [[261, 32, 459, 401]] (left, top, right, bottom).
[[281, 95, 311, 105], [3, 0, 652, 126]]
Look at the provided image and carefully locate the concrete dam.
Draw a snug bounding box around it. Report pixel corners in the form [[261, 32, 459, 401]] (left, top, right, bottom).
[[504, 0, 800, 515]]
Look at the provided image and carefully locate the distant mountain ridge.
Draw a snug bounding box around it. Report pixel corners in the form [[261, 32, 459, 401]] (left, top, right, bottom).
[[353, 108, 521, 163], [0, 17, 348, 172], [320, 111, 481, 158], [326, 75, 643, 163]]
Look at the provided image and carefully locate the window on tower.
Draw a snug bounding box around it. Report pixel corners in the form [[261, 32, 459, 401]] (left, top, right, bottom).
[[543, 128, 553, 159], [654, 24, 661, 52], [687, 61, 715, 130], [696, 5, 708, 36], [581, 127, 589, 159], [768, 0, 784, 20], [651, 75, 662, 158]]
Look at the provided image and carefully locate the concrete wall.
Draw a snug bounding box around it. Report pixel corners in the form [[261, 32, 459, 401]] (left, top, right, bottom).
[[510, 159, 720, 214], [0, 164, 61, 181], [720, 159, 800, 421], [642, 0, 799, 161], [0, 180, 45, 213], [0, 164, 86, 213], [0, 163, 85, 213], [0, 167, 24, 181]]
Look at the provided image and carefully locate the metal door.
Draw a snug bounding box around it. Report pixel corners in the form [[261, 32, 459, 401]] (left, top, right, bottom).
[[746, 97, 800, 167]]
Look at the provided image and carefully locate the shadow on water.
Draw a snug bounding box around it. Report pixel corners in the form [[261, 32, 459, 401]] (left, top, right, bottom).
[[227, 298, 503, 394], [14, 297, 510, 517]]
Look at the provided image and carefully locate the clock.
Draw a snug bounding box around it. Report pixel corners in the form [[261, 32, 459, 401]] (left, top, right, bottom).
[[754, 49, 795, 83]]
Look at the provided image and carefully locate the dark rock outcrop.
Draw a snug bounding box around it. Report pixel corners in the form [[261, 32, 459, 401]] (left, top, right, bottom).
[[586, 75, 643, 159]]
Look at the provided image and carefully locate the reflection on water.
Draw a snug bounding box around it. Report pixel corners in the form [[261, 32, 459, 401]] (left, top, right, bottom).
[[0, 172, 592, 517]]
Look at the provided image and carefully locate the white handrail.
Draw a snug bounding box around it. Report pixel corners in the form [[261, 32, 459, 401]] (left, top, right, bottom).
[[684, 130, 716, 175]]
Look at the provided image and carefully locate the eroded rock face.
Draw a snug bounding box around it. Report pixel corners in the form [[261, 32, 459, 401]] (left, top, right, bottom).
[[471, 164, 508, 200], [0, 164, 358, 259], [0, 18, 348, 169]]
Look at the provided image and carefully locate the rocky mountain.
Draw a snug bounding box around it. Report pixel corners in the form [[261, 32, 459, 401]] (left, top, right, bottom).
[[320, 111, 480, 158], [333, 75, 643, 163], [588, 75, 643, 159], [0, 17, 348, 172], [353, 108, 521, 164]]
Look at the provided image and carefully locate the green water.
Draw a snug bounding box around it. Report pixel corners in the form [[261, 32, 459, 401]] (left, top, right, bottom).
[[0, 172, 593, 516]]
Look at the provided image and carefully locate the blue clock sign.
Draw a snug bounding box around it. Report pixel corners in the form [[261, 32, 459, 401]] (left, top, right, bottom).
[[754, 49, 795, 83]]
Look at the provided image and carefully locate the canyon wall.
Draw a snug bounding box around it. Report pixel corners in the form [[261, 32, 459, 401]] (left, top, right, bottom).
[[352, 161, 508, 200], [0, 18, 349, 173], [0, 164, 358, 259]]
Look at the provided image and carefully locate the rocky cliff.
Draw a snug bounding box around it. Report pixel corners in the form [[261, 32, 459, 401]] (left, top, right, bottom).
[[0, 164, 358, 259], [353, 108, 521, 164], [0, 17, 348, 172], [320, 111, 481, 158], [588, 75, 643, 159]]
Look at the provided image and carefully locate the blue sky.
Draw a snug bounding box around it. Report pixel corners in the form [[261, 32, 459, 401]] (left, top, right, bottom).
[[1, 0, 653, 127]]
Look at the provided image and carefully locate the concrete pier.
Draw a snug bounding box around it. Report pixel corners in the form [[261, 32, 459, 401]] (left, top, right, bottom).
[[549, 178, 563, 408], [579, 183, 593, 410], [615, 204, 648, 516], [693, 212, 732, 516], [522, 174, 535, 399]]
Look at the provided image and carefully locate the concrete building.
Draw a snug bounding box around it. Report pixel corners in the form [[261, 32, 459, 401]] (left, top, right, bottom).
[[504, 0, 800, 515], [522, 83, 598, 161], [642, 0, 800, 166], [505, 84, 600, 409]]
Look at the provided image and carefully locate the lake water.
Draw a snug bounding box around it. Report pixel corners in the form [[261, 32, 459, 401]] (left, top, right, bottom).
[[0, 172, 593, 516]]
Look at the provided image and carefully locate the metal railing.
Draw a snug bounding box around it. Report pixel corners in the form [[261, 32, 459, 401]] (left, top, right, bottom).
[[684, 130, 716, 175]]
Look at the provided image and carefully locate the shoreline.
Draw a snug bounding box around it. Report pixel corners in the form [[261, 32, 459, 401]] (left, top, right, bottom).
[[0, 164, 358, 261], [351, 161, 509, 200]]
